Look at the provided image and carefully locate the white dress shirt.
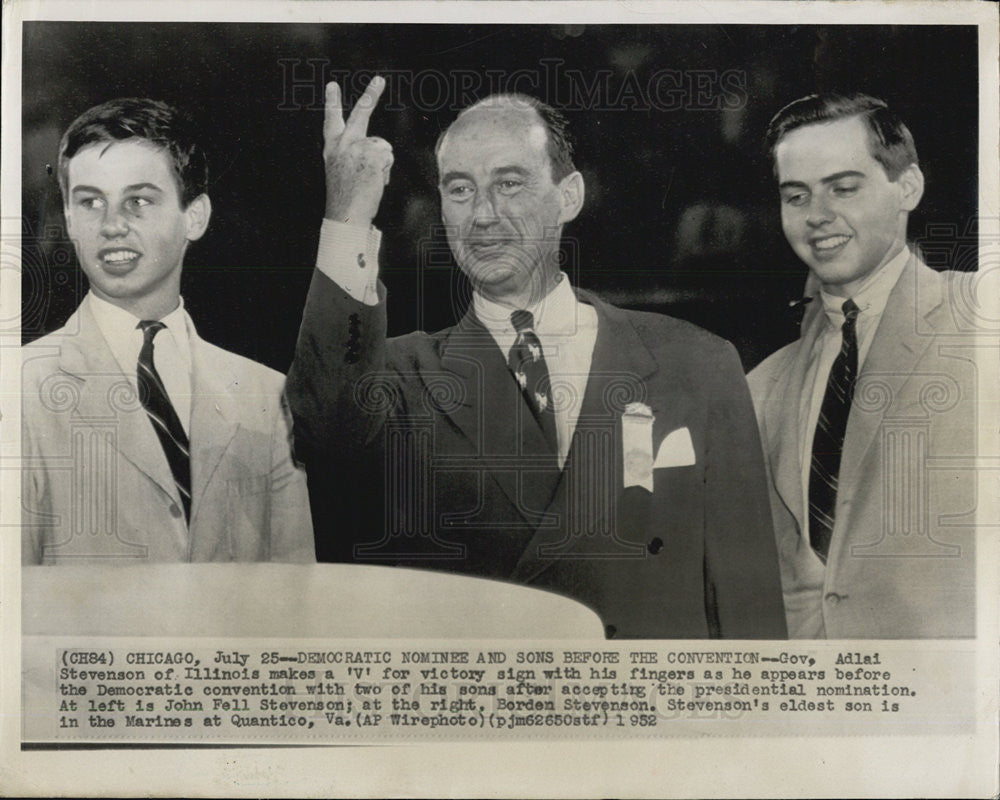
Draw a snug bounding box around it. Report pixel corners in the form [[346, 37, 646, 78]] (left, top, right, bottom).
[[315, 219, 599, 468], [315, 218, 382, 306], [798, 245, 911, 524], [87, 292, 194, 434]]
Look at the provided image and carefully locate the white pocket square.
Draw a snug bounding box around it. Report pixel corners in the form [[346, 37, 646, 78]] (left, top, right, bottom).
[[654, 427, 696, 468]]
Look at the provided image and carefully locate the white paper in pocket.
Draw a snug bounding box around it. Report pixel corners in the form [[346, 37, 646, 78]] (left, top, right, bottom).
[[622, 402, 655, 492]]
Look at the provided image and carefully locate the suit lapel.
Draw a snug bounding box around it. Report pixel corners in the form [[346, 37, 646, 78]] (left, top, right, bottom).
[[56, 302, 179, 504], [763, 298, 825, 534], [187, 333, 241, 530], [438, 310, 556, 523], [838, 256, 943, 494], [573, 291, 659, 433]]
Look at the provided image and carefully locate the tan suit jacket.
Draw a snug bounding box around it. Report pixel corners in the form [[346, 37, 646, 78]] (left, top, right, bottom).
[[22, 300, 315, 564], [748, 255, 977, 638]]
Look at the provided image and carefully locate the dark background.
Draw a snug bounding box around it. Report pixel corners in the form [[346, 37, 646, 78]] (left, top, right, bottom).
[[21, 23, 979, 370]]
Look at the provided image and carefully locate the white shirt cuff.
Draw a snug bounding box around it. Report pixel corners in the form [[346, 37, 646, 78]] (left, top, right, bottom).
[[316, 218, 382, 306]]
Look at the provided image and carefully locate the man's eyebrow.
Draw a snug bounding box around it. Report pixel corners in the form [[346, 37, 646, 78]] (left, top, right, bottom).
[[440, 166, 533, 184], [820, 170, 866, 184], [778, 170, 867, 191], [70, 182, 165, 194], [440, 171, 472, 184], [491, 166, 530, 177], [123, 182, 165, 193]]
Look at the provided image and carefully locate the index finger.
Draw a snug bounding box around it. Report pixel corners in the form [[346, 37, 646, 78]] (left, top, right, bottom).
[[323, 81, 345, 142], [344, 75, 386, 138]]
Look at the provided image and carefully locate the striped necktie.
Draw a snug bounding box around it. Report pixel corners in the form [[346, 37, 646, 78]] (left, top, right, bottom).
[[508, 309, 558, 454], [137, 320, 192, 523], [808, 298, 860, 562]]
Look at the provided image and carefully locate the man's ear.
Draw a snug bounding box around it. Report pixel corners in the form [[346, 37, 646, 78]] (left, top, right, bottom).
[[556, 171, 585, 225], [63, 203, 75, 238], [184, 194, 212, 242], [897, 163, 924, 212]]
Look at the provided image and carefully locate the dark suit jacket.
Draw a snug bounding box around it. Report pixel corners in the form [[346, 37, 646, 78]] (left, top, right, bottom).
[[288, 270, 786, 638]]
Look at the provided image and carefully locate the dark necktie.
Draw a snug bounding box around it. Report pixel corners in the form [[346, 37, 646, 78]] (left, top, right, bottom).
[[137, 320, 192, 523], [808, 298, 860, 562], [508, 309, 559, 454]]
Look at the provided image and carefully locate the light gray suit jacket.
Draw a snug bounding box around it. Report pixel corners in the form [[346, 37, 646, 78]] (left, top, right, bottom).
[[748, 255, 978, 638], [22, 300, 315, 564]]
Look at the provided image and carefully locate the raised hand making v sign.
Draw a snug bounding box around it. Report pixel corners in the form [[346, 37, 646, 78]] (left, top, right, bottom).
[[287, 78, 787, 640], [323, 77, 393, 227]]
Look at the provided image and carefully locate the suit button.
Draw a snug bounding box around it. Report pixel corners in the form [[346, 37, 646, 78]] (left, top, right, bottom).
[[824, 592, 847, 605], [169, 504, 182, 519], [604, 625, 617, 639], [647, 537, 663, 555]]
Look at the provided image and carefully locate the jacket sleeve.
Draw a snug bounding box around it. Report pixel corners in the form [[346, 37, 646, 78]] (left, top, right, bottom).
[[702, 342, 788, 638], [285, 269, 393, 562], [286, 269, 390, 458]]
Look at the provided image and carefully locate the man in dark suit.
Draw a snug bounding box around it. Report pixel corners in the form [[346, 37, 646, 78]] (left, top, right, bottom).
[[748, 93, 978, 638], [288, 77, 786, 638]]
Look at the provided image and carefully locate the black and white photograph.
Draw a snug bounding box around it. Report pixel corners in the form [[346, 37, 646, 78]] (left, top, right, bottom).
[[2, 0, 998, 796]]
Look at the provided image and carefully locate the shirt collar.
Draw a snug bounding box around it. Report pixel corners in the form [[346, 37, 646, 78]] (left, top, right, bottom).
[[86, 291, 193, 374], [473, 273, 581, 338], [819, 245, 910, 323]]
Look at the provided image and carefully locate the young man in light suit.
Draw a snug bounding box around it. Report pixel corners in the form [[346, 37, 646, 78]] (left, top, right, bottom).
[[22, 98, 315, 564], [287, 78, 786, 639], [748, 93, 978, 638]]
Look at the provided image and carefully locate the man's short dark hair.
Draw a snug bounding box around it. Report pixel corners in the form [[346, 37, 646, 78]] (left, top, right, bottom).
[[764, 93, 919, 181], [436, 93, 577, 182], [58, 97, 208, 208]]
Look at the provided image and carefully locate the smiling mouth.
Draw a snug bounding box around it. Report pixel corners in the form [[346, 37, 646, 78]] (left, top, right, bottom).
[[97, 249, 141, 273], [466, 242, 519, 262], [810, 234, 851, 254], [469, 240, 514, 250]]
